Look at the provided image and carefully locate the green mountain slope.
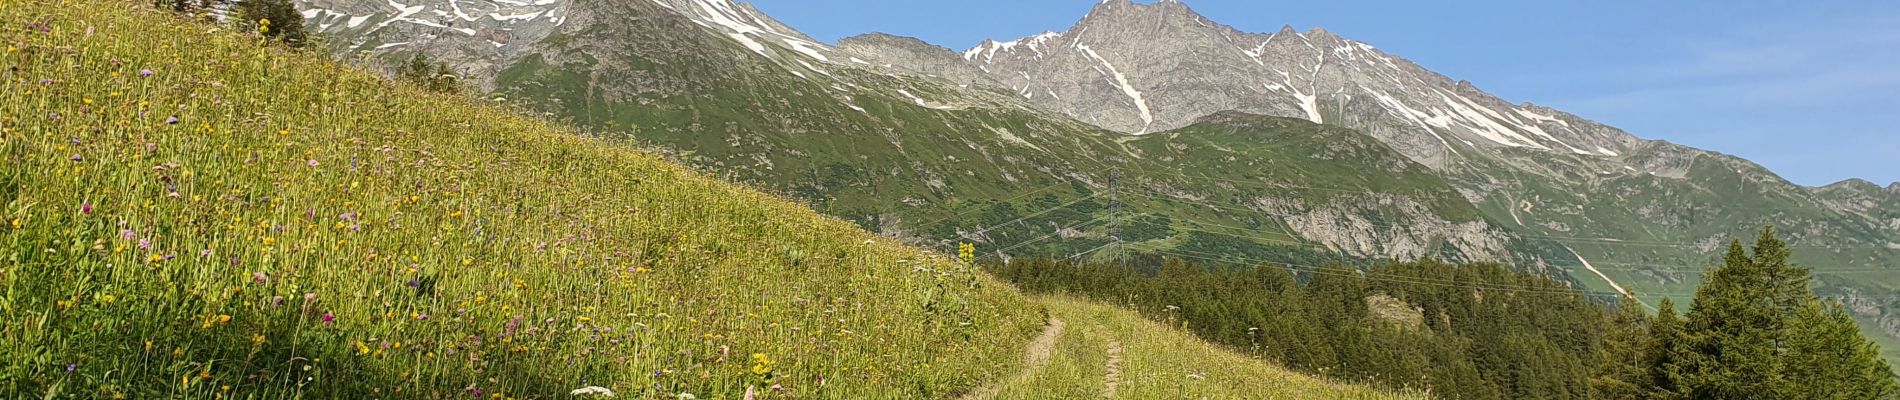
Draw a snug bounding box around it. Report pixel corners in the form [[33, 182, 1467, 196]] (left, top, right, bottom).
[[292, 0, 1900, 365], [0, 1, 1410, 398], [489, 1, 1514, 268]]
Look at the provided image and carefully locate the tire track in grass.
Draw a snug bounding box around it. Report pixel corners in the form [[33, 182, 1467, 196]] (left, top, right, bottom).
[[1102, 331, 1124, 399], [961, 317, 1066, 400]]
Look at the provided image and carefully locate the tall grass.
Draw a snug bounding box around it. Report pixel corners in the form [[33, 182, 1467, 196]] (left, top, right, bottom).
[[0, 0, 1041, 397]]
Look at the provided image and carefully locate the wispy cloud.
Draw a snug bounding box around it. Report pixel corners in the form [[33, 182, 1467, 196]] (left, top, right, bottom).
[[1554, 11, 1900, 113]]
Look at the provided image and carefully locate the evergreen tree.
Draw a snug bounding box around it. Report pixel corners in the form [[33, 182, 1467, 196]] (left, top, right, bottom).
[[1592, 295, 1654, 400], [1785, 301, 1899, 399], [1647, 297, 1687, 399], [1666, 227, 1898, 399], [397, 54, 462, 94], [1677, 240, 1788, 398], [236, 0, 307, 47]]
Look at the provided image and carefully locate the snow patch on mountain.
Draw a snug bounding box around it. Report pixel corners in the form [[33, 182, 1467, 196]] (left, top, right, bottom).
[[1076, 44, 1155, 133]]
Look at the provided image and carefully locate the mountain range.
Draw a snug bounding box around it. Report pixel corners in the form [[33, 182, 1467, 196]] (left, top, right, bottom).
[[289, 0, 1900, 361]]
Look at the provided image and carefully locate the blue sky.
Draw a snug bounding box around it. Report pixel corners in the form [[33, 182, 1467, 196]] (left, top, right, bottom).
[[747, 0, 1900, 187]]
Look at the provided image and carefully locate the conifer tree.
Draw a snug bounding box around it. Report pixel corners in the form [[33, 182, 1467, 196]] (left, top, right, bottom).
[[1785, 301, 1899, 399], [1665, 227, 1898, 399], [1677, 240, 1788, 398], [236, 0, 307, 47], [397, 54, 462, 94], [1647, 297, 1687, 399], [1592, 295, 1654, 400]]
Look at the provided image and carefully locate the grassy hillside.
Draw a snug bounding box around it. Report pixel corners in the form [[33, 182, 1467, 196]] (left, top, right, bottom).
[[0, 1, 1412, 398], [0, 2, 1043, 397]]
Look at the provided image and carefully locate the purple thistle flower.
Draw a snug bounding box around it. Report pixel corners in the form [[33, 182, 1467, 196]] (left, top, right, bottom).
[[120, 230, 136, 240], [339, 212, 356, 221], [321, 312, 335, 324], [136, 238, 151, 250], [80, 203, 91, 214], [162, 253, 176, 261], [272, 296, 285, 307], [252, 272, 269, 284], [138, 69, 153, 78], [405, 280, 419, 288], [48, 113, 58, 120]]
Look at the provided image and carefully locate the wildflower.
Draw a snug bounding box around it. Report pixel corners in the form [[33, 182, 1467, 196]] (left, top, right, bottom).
[[121, 230, 137, 240], [307, 159, 319, 167], [138, 69, 153, 77], [66, 363, 76, 373], [252, 272, 269, 284], [322, 312, 335, 324], [70, 155, 83, 162], [165, 116, 179, 125], [271, 296, 285, 307], [750, 353, 774, 376], [80, 203, 91, 214], [137, 238, 151, 250]]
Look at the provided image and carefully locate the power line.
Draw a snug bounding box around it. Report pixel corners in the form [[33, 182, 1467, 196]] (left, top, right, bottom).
[[963, 193, 1105, 240], [982, 216, 1114, 257], [915, 180, 1073, 231]]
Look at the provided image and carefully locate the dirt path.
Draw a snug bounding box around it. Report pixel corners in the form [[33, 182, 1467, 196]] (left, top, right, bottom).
[[1101, 333, 1124, 399], [960, 318, 1066, 400]]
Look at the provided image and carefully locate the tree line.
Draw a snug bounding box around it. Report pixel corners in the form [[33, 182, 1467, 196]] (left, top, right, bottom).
[[984, 227, 1895, 399]]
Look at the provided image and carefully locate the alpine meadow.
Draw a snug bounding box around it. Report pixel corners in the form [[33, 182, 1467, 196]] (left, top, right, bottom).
[[2, 0, 1897, 399]]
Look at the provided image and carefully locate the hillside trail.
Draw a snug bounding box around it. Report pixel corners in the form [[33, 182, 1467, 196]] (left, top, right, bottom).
[[1101, 331, 1125, 398], [959, 317, 1066, 400]]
